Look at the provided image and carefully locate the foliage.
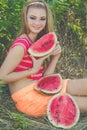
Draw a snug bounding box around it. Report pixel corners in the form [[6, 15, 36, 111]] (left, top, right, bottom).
[[0, 44, 7, 65], [0, 80, 4, 94], [48, 0, 86, 48], [0, 0, 27, 64]]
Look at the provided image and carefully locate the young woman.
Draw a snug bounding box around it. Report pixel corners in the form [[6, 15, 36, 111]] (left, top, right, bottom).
[[0, 0, 62, 117], [0, 0, 87, 117]]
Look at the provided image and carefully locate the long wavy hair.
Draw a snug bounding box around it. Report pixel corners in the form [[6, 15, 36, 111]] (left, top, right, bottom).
[[19, 0, 54, 41], [19, 0, 56, 71]]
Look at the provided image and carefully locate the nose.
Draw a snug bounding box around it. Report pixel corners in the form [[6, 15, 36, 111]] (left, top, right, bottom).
[[35, 20, 41, 26]]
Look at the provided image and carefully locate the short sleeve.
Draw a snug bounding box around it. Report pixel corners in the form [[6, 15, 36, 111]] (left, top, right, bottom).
[[9, 38, 31, 54]]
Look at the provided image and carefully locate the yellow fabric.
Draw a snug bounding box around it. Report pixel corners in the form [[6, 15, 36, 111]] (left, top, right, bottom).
[[11, 79, 68, 117]]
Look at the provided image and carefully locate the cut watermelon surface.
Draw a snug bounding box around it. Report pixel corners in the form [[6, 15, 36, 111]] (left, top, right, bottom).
[[34, 74, 62, 94], [47, 93, 80, 129], [28, 32, 57, 57]]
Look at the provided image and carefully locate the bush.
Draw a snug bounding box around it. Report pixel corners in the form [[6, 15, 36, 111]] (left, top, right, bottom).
[[0, 0, 26, 65]]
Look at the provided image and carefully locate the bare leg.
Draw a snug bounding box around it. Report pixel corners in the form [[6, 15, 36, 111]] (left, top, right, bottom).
[[67, 78, 87, 96], [72, 96, 87, 113], [66, 79, 87, 113]]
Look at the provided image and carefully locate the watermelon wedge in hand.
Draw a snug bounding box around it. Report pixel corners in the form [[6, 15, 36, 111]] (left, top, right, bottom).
[[28, 32, 57, 57]]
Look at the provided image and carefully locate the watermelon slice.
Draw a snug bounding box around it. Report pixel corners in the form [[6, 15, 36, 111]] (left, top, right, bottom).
[[47, 93, 80, 129], [28, 32, 57, 57], [34, 74, 62, 94]]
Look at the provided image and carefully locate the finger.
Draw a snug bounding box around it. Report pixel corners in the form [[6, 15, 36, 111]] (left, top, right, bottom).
[[52, 47, 62, 55], [41, 55, 49, 60], [55, 41, 60, 46], [56, 44, 61, 48], [41, 52, 52, 60], [56, 44, 61, 51], [58, 46, 61, 51], [56, 41, 60, 45], [30, 55, 36, 62], [52, 46, 61, 53]]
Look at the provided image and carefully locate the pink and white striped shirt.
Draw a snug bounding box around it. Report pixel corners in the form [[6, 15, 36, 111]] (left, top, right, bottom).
[[8, 37, 44, 80]]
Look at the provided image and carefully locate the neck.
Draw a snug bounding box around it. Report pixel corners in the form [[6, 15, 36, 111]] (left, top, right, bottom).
[[28, 33, 38, 42]]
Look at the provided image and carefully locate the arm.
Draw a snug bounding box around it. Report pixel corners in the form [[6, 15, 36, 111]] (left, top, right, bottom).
[[43, 54, 61, 76], [43, 43, 61, 76], [0, 46, 35, 84]]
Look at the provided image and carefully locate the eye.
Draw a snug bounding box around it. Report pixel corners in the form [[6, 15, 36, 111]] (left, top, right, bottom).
[[40, 17, 46, 21], [29, 16, 36, 20]]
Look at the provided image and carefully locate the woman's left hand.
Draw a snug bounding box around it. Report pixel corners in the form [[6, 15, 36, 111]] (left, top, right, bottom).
[[52, 41, 61, 56]]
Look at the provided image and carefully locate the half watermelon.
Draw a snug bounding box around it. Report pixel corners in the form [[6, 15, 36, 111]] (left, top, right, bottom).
[[28, 32, 57, 57], [47, 93, 80, 129], [34, 74, 62, 94]]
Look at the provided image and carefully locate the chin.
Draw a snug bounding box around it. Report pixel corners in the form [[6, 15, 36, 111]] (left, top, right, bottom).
[[33, 30, 41, 33], [32, 29, 43, 34]]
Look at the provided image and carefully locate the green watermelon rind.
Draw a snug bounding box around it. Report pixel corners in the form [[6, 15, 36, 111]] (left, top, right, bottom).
[[34, 74, 62, 95], [28, 32, 57, 57], [47, 93, 80, 129]]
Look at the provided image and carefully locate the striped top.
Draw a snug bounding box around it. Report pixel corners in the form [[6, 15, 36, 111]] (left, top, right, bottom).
[[8, 37, 44, 80]]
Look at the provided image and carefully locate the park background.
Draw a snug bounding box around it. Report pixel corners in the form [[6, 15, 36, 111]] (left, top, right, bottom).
[[0, 0, 87, 129]]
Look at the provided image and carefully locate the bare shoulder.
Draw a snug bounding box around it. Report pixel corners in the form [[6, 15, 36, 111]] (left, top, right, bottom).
[[19, 33, 28, 39]]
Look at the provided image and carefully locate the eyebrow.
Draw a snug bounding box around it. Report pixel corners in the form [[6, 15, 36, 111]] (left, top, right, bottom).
[[30, 15, 46, 17]]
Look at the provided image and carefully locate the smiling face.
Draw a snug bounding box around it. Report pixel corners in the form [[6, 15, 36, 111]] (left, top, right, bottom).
[[27, 7, 46, 36], [20, 1, 54, 40]]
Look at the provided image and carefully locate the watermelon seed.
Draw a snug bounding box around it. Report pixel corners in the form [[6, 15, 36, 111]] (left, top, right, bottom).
[[50, 119, 53, 122], [42, 40, 52, 49], [42, 42, 49, 48]]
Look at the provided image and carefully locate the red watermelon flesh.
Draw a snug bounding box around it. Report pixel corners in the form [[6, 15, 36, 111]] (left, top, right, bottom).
[[34, 74, 62, 94], [28, 32, 57, 57], [47, 94, 80, 129]]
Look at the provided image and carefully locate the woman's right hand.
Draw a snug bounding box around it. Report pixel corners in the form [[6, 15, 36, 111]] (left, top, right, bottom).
[[30, 54, 50, 74], [52, 41, 61, 56]]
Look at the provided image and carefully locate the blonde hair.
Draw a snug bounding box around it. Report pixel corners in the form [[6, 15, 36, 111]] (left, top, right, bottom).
[[19, 0, 54, 40]]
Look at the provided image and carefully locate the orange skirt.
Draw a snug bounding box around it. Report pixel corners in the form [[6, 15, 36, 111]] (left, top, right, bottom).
[[11, 79, 68, 117]]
